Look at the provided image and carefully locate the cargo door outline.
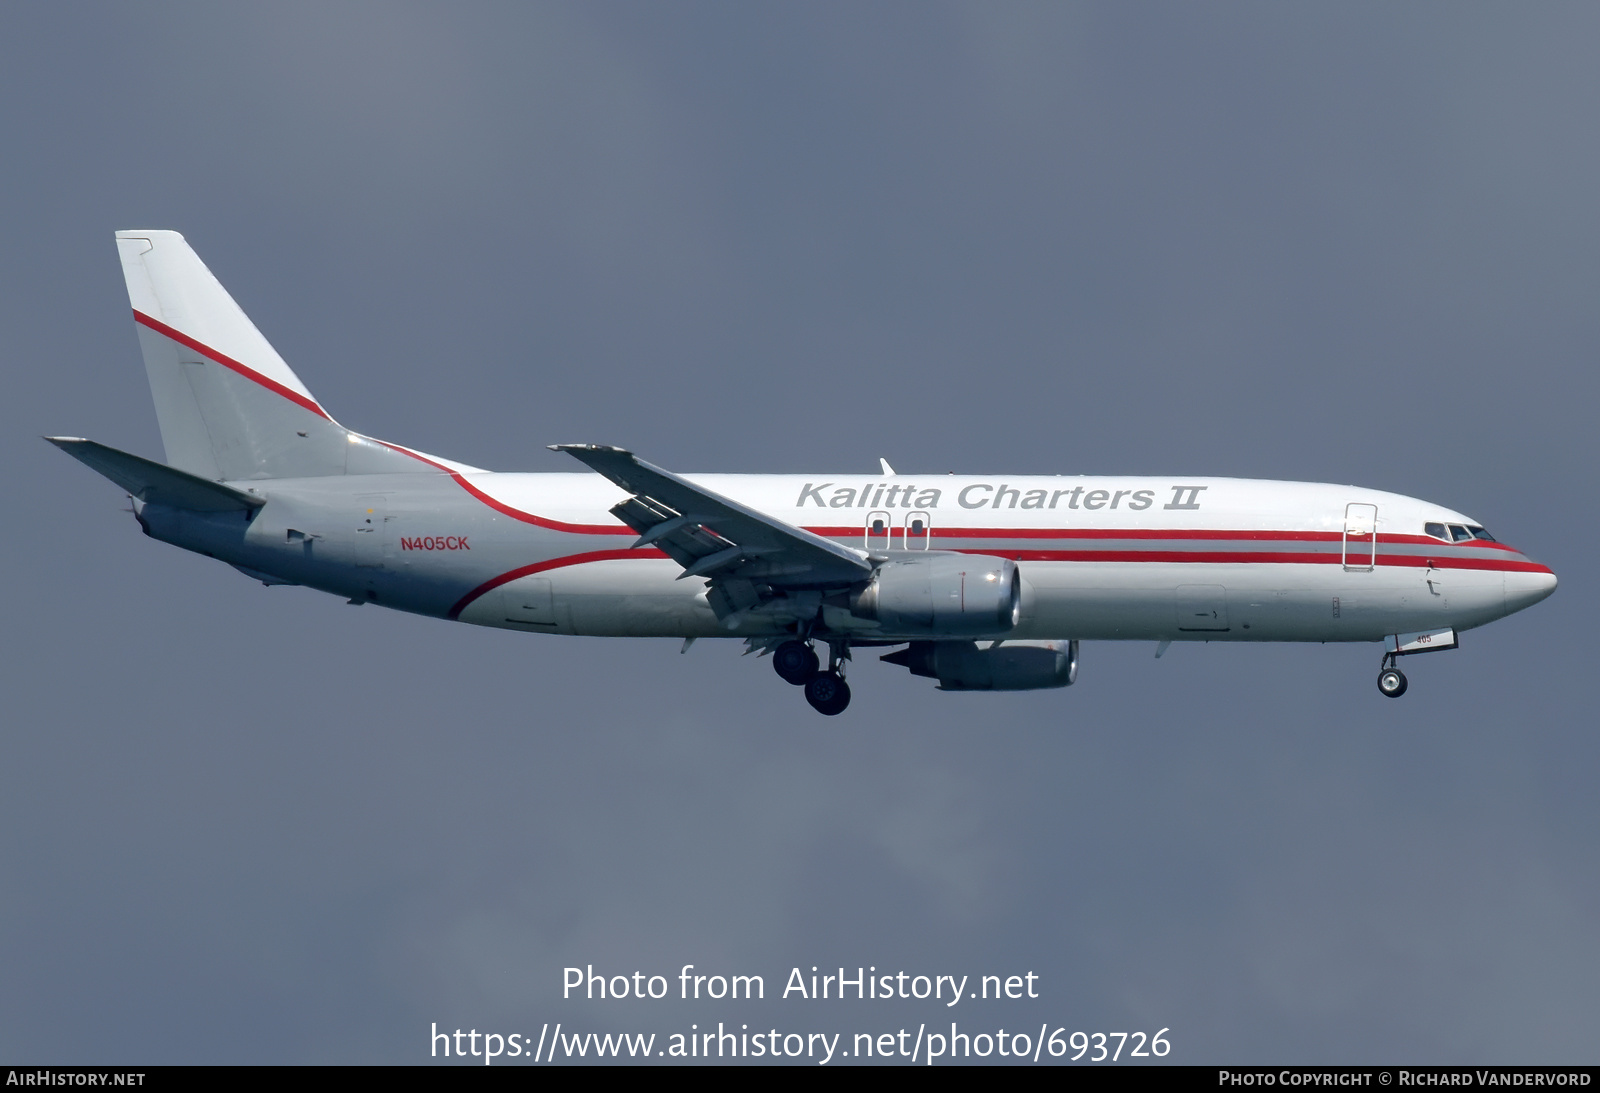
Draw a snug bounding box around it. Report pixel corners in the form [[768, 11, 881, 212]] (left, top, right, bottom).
[[1176, 584, 1230, 631], [499, 577, 557, 628]]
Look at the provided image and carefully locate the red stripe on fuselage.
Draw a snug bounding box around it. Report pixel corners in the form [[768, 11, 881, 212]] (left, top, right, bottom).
[[990, 549, 1551, 573], [447, 548, 663, 619], [446, 544, 1547, 626], [371, 440, 632, 535], [800, 525, 1348, 541], [800, 525, 1523, 551]]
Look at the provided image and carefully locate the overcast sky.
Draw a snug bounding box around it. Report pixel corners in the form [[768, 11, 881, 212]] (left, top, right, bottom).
[[2, 1, 1596, 1065]]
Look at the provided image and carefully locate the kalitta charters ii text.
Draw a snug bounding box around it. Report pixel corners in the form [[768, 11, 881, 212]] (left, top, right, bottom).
[[793, 482, 1210, 511]]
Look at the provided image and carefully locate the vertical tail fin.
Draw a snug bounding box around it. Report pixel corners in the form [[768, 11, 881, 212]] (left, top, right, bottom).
[[115, 230, 420, 481]]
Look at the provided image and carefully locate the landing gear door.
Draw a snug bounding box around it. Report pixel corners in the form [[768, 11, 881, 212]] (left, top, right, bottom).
[[905, 511, 931, 550], [1343, 503, 1377, 572]]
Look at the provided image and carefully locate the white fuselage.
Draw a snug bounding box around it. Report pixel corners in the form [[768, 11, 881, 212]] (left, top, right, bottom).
[[273, 467, 1553, 645]]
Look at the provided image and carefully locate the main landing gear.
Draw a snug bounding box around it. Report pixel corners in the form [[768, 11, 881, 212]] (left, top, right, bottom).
[[804, 672, 851, 716], [772, 640, 819, 685], [1377, 652, 1408, 698], [772, 639, 851, 715]]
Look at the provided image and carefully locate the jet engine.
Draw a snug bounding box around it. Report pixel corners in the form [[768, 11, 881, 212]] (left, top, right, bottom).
[[881, 639, 1079, 691], [851, 552, 1021, 636]]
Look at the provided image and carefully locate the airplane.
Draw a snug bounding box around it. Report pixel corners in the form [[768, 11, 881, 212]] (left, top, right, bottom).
[[49, 231, 1558, 715]]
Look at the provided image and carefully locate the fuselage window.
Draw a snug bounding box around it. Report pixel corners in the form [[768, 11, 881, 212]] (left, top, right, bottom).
[[1448, 524, 1472, 542], [1425, 522, 1448, 540], [1468, 526, 1496, 542]]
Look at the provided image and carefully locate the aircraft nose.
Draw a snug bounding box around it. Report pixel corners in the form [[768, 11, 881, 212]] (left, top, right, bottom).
[[1505, 567, 1558, 613]]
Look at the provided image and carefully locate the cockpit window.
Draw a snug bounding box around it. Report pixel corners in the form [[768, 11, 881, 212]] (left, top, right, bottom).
[[1427, 521, 1495, 543]]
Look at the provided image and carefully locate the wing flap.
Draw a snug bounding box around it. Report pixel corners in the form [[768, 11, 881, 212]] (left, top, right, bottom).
[[553, 444, 871, 590]]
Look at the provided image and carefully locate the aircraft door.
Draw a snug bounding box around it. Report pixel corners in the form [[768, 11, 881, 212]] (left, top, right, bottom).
[[906, 511, 931, 550], [355, 494, 387, 567], [866, 511, 892, 552], [1343, 503, 1378, 572]]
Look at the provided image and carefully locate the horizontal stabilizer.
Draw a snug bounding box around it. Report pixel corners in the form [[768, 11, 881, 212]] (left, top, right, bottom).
[[46, 437, 264, 512]]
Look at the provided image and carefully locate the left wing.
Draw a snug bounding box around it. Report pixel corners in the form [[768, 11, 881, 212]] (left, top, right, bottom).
[[551, 444, 872, 619]]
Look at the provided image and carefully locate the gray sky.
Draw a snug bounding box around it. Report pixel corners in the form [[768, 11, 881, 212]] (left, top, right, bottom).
[[2, 1, 1596, 1064]]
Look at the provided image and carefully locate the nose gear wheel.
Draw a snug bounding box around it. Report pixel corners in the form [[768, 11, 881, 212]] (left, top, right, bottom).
[[1377, 658, 1408, 698]]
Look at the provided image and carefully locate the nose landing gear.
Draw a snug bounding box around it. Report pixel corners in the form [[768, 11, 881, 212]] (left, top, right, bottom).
[[1373, 629, 1458, 698], [1377, 652, 1408, 698]]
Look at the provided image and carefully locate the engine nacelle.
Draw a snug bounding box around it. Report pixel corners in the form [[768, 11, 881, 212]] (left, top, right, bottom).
[[882, 639, 1079, 691], [851, 552, 1021, 636]]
